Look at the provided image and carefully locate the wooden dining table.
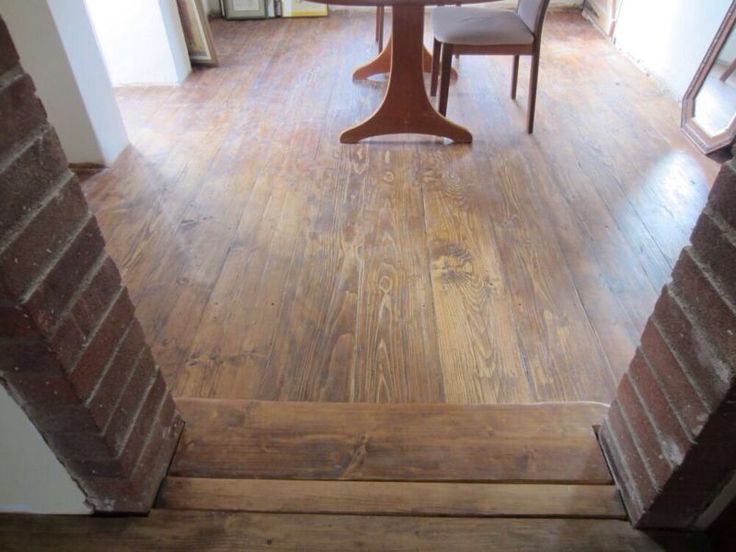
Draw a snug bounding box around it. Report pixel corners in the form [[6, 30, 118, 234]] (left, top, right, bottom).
[[312, 0, 493, 144]]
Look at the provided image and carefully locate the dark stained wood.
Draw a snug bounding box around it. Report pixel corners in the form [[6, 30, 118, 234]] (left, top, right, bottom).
[[170, 399, 612, 483], [158, 477, 626, 518], [353, 33, 455, 79], [341, 5, 472, 143], [0, 511, 709, 551], [82, 12, 720, 404]]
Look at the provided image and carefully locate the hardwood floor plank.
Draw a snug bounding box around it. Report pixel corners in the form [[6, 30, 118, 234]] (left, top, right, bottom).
[[157, 477, 626, 518], [482, 147, 617, 402], [420, 147, 531, 403], [0, 511, 708, 551], [170, 399, 612, 483], [351, 146, 444, 402], [256, 15, 367, 402]]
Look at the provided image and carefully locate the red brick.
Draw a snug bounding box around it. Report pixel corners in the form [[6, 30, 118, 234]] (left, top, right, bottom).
[[105, 347, 157, 435], [0, 126, 68, 241], [0, 73, 46, 158], [22, 219, 106, 337], [641, 319, 710, 436], [654, 286, 732, 407], [60, 453, 125, 480], [640, 413, 736, 528], [0, 339, 58, 376], [46, 430, 116, 463], [671, 248, 736, 367], [68, 290, 135, 399], [38, 252, 118, 348], [115, 372, 167, 472], [616, 373, 675, 487], [124, 399, 183, 512], [87, 319, 146, 429], [0, 304, 38, 337], [0, 18, 19, 75], [598, 421, 644, 522], [709, 162, 736, 230], [690, 210, 736, 306], [71, 256, 123, 336], [629, 349, 692, 454], [0, 177, 89, 301], [6, 373, 81, 407], [23, 403, 100, 434], [603, 402, 658, 509]]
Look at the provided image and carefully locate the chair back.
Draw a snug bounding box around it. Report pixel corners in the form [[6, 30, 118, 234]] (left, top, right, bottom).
[[517, 0, 552, 36]]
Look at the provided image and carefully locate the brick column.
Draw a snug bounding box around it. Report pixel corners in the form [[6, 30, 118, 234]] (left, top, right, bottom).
[[600, 158, 736, 529], [0, 17, 183, 513]]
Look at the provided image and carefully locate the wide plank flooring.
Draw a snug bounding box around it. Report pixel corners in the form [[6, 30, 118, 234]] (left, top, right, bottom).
[[81, 10, 720, 404], [0, 512, 708, 551]]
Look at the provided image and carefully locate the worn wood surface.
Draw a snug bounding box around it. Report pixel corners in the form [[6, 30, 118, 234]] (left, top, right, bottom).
[[0, 511, 709, 551], [158, 477, 626, 518], [170, 399, 612, 482], [81, 11, 720, 404]]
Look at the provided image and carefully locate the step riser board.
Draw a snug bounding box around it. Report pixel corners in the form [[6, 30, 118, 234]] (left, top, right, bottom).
[[158, 477, 626, 519], [171, 399, 612, 483]]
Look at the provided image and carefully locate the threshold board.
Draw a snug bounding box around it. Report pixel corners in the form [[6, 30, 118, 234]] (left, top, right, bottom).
[[171, 399, 612, 483]]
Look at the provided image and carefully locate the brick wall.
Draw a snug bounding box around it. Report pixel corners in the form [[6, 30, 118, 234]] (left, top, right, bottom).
[[0, 17, 183, 513], [600, 159, 736, 529]]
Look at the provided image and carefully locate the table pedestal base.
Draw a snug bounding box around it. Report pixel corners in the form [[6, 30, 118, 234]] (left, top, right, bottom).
[[340, 5, 472, 144], [353, 36, 441, 80]]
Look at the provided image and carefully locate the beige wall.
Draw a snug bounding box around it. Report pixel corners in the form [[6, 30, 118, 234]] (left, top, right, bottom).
[[0, 387, 90, 514]]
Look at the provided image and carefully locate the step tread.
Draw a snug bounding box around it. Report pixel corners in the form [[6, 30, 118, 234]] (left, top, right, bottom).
[[0, 511, 706, 551], [171, 399, 612, 483], [158, 477, 626, 518]]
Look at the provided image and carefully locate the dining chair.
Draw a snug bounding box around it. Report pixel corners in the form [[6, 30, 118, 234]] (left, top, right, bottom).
[[430, 0, 552, 133]]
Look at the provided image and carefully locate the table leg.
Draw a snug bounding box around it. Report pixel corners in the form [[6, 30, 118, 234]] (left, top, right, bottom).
[[340, 5, 472, 144], [353, 29, 457, 80]]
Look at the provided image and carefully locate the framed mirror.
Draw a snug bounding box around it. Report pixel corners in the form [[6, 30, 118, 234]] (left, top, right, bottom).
[[682, 1, 736, 154]]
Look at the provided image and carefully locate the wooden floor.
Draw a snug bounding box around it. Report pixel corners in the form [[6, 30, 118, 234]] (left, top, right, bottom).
[[81, 10, 720, 404], [0, 400, 711, 550]]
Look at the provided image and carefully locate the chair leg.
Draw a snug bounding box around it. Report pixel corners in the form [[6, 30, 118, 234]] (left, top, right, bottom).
[[430, 38, 441, 97], [511, 55, 519, 100], [439, 43, 454, 117], [527, 54, 540, 134], [376, 6, 385, 53]]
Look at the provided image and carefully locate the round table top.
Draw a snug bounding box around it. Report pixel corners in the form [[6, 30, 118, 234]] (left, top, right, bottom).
[[310, 0, 498, 7]]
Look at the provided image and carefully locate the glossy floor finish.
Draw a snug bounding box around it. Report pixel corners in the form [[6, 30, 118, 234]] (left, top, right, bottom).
[[82, 10, 720, 404]]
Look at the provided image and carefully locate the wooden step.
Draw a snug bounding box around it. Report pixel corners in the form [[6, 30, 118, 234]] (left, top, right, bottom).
[[171, 399, 612, 483], [158, 477, 626, 519], [0, 511, 707, 551]]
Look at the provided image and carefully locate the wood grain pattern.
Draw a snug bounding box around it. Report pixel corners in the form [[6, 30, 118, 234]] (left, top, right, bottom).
[[81, 11, 720, 404], [157, 477, 626, 518], [170, 399, 612, 483], [0, 511, 708, 551], [421, 147, 532, 403]]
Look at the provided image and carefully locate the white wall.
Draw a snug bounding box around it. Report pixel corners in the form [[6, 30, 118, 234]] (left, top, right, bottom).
[[205, 0, 221, 16], [613, 0, 731, 100], [86, 0, 191, 86], [0, 0, 128, 165], [0, 387, 90, 515]]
